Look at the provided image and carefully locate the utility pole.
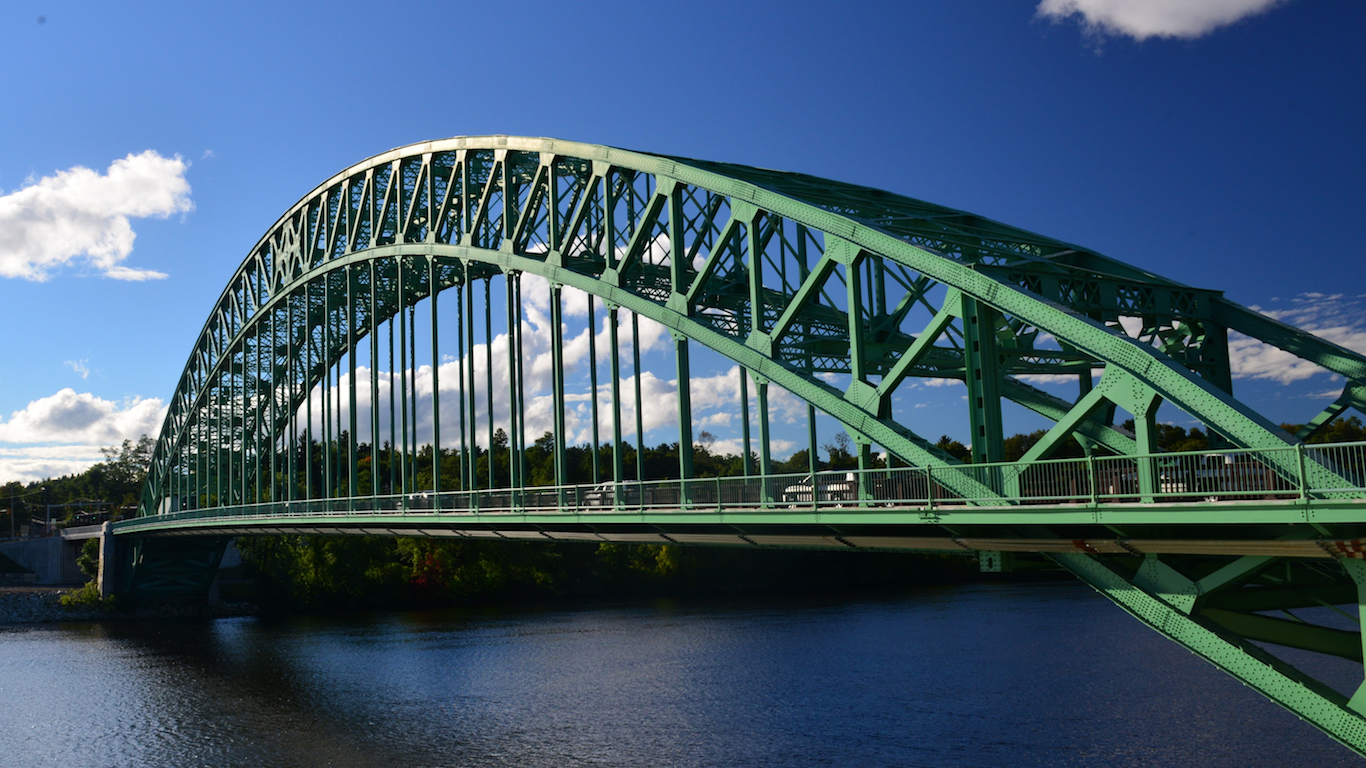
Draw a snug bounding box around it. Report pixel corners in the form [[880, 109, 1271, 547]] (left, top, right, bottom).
[[7, 484, 12, 540], [43, 485, 51, 537]]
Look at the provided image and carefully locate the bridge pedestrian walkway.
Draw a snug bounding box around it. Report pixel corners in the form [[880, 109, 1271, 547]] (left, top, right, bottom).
[[114, 441, 1366, 544]]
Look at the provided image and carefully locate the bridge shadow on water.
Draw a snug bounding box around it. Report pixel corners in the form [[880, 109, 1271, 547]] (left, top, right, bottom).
[[3, 580, 1362, 767]]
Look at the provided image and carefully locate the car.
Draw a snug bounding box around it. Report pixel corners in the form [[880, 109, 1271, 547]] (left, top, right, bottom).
[[582, 482, 655, 508], [780, 472, 858, 506]]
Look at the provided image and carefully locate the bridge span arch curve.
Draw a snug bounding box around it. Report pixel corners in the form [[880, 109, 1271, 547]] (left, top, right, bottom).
[[115, 136, 1366, 756], [139, 136, 1366, 517]]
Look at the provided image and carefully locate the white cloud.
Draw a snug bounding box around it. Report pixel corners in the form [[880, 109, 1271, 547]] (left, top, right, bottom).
[[1037, 0, 1286, 41], [707, 437, 798, 460], [64, 359, 91, 380], [1113, 315, 1145, 338], [1013, 368, 1103, 387], [294, 287, 706, 455], [1013, 373, 1076, 386], [0, 445, 108, 485], [1229, 294, 1366, 385], [766, 384, 810, 425], [0, 151, 192, 281], [296, 352, 813, 462], [689, 366, 745, 411], [0, 389, 167, 482], [1296, 387, 1348, 401], [0, 389, 166, 446], [697, 412, 732, 428]]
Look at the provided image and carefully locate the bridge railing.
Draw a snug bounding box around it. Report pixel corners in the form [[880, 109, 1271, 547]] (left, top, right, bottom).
[[1305, 442, 1366, 493], [119, 441, 1366, 529]]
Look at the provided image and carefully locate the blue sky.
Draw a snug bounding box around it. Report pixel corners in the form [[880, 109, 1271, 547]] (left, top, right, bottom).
[[0, 0, 1363, 481]]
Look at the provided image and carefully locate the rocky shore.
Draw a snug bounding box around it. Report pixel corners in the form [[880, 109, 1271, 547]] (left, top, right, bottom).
[[0, 587, 256, 624]]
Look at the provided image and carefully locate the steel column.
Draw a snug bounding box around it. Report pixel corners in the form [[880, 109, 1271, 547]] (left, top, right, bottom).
[[484, 276, 495, 489], [589, 293, 601, 485], [610, 305, 625, 492], [430, 255, 441, 505], [550, 283, 568, 487]]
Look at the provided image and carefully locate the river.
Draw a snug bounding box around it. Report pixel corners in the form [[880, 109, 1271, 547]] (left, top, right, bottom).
[[0, 580, 1359, 767]]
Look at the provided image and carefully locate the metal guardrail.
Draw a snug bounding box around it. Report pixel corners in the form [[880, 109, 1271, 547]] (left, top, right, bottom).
[[118, 441, 1366, 530]]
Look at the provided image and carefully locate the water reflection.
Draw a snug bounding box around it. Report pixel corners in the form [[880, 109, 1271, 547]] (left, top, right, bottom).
[[0, 582, 1359, 767]]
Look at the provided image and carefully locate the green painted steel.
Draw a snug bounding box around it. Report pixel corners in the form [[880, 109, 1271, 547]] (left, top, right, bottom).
[[1053, 552, 1366, 755], [117, 440, 1366, 531], [119, 536, 229, 601], [137, 136, 1366, 521], [126, 136, 1366, 755]]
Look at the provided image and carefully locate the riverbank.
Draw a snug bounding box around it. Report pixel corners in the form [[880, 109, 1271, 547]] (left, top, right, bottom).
[[0, 537, 1063, 624], [0, 586, 256, 624]]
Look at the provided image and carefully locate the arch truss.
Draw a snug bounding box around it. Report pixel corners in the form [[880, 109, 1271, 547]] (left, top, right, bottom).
[[129, 137, 1366, 755]]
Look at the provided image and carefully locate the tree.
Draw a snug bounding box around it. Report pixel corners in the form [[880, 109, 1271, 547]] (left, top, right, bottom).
[[697, 430, 716, 453], [1119, 420, 1210, 452], [823, 431, 857, 469], [773, 448, 814, 475], [1002, 430, 1086, 461], [1280, 416, 1366, 444], [934, 435, 971, 463], [100, 435, 155, 488]]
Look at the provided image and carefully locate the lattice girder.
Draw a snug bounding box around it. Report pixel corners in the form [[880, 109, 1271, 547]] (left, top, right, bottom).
[[140, 136, 1366, 516]]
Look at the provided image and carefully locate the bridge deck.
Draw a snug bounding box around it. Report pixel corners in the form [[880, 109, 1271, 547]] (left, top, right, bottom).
[[116, 443, 1366, 556]]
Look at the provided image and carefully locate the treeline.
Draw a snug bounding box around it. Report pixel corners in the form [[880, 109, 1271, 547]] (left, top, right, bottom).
[[173, 428, 871, 507], [8, 417, 1363, 522], [230, 535, 980, 613], [1, 436, 153, 532], [12, 417, 1366, 611], [273, 428, 856, 500], [229, 429, 980, 611]]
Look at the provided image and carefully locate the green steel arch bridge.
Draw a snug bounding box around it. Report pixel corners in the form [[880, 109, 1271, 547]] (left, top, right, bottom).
[[106, 136, 1366, 754]]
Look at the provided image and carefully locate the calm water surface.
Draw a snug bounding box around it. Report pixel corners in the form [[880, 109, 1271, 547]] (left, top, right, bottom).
[[0, 580, 1359, 767]]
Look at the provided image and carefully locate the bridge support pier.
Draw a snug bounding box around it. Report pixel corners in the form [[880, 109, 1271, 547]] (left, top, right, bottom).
[[1053, 552, 1366, 755], [96, 521, 119, 599]]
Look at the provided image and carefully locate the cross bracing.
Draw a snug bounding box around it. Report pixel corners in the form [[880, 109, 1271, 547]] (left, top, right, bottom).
[[121, 136, 1366, 756], [139, 137, 1366, 516]]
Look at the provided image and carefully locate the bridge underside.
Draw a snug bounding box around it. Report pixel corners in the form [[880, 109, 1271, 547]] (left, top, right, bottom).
[[123, 136, 1366, 757]]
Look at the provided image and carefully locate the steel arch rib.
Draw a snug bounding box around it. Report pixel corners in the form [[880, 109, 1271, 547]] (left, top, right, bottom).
[[140, 136, 1366, 515]]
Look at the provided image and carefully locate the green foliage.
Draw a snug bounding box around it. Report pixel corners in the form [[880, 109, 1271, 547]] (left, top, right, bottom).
[[99, 436, 155, 488], [234, 535, 408, 611], [823, 431, 858, 469], [772, 449, 813, 475], [1002, 430, 1087, 461], [59, 581, 117, 611], [1281, 415, 1366, 444], [77, 539, 100, 579], [231, 534, 977, 613], [1119, 420, 1211, 453], [8, 434, 155, 523], [935, 435, 971, 462], [220, 415, 1366, 615], [423, 428, 889, 488]]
